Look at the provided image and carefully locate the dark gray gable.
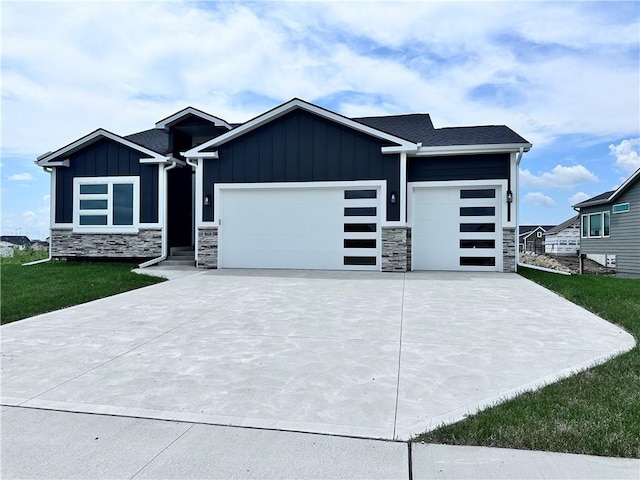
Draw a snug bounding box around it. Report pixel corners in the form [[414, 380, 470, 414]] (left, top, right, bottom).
[[352, 114, 434, 143]]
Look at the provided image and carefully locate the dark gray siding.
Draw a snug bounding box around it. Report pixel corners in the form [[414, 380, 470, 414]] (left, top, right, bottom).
[[580, 181, 640, 275], [407, 154, 510, 182], [55, 138, 159, 223], [202, 109, 400, 222]]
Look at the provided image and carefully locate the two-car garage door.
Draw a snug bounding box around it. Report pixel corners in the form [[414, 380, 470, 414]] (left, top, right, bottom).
[[218, 185, 381, 270]]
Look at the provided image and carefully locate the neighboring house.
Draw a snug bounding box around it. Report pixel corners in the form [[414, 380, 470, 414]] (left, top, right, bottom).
[[573, 168, 640, 275], [0, 241, 15, 257], [519, 225, 554, 254], [36, 98, 531, 272], [29, 240, 50, 252], [0, 236, 31, 250], [544, 216, 580, 255]]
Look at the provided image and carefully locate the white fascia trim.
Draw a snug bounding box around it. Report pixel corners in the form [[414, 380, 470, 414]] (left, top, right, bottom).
[[212, 180, 386, 225], [155, 107, 232, 130], [37, 129, 167, 166], [415, 143, 532, 156], [184, 98, 416, 158], [408, 179, 509, 226], [182, 150, 218, 159]]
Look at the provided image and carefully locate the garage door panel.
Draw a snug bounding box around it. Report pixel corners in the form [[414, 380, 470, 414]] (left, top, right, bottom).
[[219, 186, 380, 270], [412, 185, 500, 271]]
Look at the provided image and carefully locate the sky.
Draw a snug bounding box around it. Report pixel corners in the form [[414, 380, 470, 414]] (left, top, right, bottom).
[[1, 0, 639, 239]]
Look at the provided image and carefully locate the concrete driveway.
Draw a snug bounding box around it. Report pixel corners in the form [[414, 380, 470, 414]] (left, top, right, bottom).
[[1, 270, 634, 441]]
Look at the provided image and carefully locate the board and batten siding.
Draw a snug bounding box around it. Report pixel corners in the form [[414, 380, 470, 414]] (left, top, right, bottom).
[[55, 138, 159, 224], [407, 154, 510, 182], [580, 180, 640, 275], [202, 109, 401, 222]]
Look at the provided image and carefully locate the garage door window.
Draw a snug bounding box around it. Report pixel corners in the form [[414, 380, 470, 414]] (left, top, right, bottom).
[[344, 223, 377, 233], [344, 190, 377, 199], [460, 189, 496, 198], [460, 257, 496, 266], [344, 207, 376, 216], [460, 223, 495, 232], [460, 240, 495, 249], [460, 207, 495, 216]]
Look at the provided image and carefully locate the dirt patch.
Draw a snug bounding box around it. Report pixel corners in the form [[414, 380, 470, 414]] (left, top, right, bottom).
[[520, 252, 616, 275]]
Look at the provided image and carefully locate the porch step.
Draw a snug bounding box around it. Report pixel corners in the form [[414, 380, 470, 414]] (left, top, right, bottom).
[[162, 247, 195, 266]]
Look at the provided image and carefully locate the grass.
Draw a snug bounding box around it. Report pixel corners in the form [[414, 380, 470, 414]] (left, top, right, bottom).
[[415, 267, 640, 458], [1, 250, 165, 325]]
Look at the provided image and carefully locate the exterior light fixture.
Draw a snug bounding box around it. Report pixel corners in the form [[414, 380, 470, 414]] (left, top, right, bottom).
[[390, 192, 397, 204], [506, 190, 513, 204], [204, 195, 211, 206]]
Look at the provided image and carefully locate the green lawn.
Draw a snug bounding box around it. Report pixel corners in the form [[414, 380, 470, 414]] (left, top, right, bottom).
[[1, 251, 165, 324], [415, 267, 640, 458]]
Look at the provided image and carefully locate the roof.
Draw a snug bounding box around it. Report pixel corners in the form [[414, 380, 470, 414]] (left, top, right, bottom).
[[0, 235, 31, 246], [573, 168, 640, 208], [518, 225, 555, 237], [155, 107, 232, 130], [124, 129, 171, 155], [544, 215, 580, 235], [353, 114, 434, 143], [354, 116, 529, 146]]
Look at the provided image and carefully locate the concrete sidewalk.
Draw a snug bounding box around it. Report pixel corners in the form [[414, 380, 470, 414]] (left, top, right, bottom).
[[2, 407, 637, 479]]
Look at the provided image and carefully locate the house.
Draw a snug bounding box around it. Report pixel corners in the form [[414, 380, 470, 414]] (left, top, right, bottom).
[[573, 168, 640, 275], [29, 240, 50, 252], [36, 98, 531, 272], [0, 241, 15, 257], [518, 225, 554, 254], [0, 236, 31, 250], [544, 216, 580, 255]]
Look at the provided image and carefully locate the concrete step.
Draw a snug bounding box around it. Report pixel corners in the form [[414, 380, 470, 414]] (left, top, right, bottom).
[[160, 258, 195, 267], [170, 247, 195, 256]]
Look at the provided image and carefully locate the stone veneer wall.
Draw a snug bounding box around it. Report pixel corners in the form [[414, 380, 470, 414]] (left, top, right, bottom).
[[51, 228, 162, 258], [197, 227, 218, 268], [502, 227, 516, 272], [381, 227, 411, 272]]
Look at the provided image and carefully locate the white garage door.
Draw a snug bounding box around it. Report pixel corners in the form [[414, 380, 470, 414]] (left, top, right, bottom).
[[412, 186, 501, 271], [218, 185, 380, 270]]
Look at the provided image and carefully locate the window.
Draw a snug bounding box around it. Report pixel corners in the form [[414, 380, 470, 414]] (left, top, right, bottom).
[[581, 211, 610, 238], [74, 177, 139, 232], [460, 189, 496, 199], [612, 203, 630, 214]]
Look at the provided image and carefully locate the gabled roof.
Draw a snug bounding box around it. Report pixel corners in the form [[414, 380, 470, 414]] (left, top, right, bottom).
[[573, 168, 640, 209], [519, 225, 554, 238], [544, 215, 580, 236], [155, 107, 232, 130], [36, 129, 170, 166], [184, 98, 418, 158]]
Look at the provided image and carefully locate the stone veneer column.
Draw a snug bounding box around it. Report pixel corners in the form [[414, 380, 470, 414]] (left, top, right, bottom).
[[197, 226, 218, 268], [51, 228, 162, 258], [502, 227, 516, 272], [381, 226, 411, 272]]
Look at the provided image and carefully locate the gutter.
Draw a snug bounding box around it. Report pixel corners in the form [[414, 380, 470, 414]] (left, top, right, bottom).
[[23, 168, 54, 266], [138, 158, 178, 268]]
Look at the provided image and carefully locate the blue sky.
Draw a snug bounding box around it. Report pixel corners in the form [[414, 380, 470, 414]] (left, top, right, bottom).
[[2, 0, 639, 239]]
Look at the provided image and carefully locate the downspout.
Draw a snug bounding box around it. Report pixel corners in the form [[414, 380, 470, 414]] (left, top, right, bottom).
[[138, 159, 178, 268], [23, 167, 53, 266], [514, 147, 525, 270]]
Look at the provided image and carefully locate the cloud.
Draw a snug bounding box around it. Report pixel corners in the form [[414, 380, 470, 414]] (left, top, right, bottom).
[[8, 173, 34, 181], [520, 164, 598, 190], [569, 192, 591, 205], [523, 192, 556, 207], [609, 138, 640, 173], [23, 211, 37, 219], [1, 1, 638, 157]]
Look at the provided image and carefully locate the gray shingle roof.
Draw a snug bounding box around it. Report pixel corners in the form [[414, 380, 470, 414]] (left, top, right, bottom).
[[353, 114, 434, 143], [353, 115, 529, 146], [124, 129, 170, 154], [573, 190, 615, 208]]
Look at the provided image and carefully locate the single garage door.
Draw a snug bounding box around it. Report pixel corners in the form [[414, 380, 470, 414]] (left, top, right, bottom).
[[412, 186, 501, 271], [218, 185, 381, 270]]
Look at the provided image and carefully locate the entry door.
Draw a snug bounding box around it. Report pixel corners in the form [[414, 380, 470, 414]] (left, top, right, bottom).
[[412, 186, 501, 271]]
